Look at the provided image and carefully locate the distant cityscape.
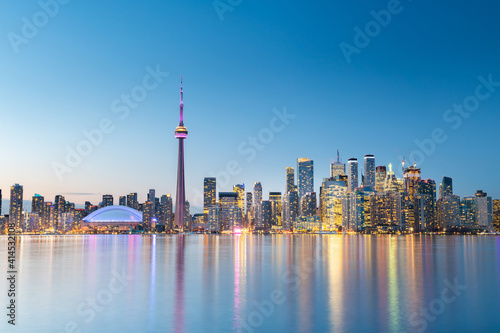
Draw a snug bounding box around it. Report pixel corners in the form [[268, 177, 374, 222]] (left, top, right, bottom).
[[2, 80, 499, 235]]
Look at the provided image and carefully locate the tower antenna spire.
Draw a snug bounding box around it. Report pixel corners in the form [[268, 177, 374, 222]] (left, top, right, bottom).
[[179, 76, 184, 126], [337, 149, 340, 163]]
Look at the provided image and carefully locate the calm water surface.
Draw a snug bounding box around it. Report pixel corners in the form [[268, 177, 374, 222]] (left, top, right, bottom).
[[1, 235, 499, 332]]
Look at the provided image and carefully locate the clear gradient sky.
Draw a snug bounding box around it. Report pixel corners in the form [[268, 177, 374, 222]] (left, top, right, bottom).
[[1, 0, 499, 213]]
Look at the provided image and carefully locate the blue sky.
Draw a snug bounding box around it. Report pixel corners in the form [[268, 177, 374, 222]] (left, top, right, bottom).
[[1, 0, 499, 213]]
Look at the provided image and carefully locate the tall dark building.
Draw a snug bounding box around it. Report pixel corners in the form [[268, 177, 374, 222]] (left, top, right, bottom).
[[286, 167, 295, 193], [174, 77, 188, 229], [246, 191, 253, 225], [102, 194, 113, 207], [364, 154, 376, 190], [9, 184, 23, 229], [203, 177, 216, 215], [439, 176, 453, 199], [269, 192, 282, 226], [119, 196, 126, 206], [219, 192, 238, 231], [300, 192, 317, 217], [297, 158, 314, 204], [416, 179, 436, 230], [127, 193, 138, 209], [283, 190, 298, 231], [32, 194, 45, 220]]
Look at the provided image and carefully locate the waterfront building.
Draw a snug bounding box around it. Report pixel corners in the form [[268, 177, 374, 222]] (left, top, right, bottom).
[[347, 158, 358, 192], [375, 166, 386, 193], [204, 177, 216, 214], [9, 184, 23, 230], [320, 179, 347, 229], [331, 150, 346, 178], [286, 167, 295, 193], [364, 154, 376, 191], [475, 190, 493, 229], [102, 194, 113, 207], [297, 158, 314, 203], [282, 190, 299, 231], [219, 192, 238, 231], [269, 192, 282, 226], [439, 176, 453, 199], [127, 193, 138, 210]]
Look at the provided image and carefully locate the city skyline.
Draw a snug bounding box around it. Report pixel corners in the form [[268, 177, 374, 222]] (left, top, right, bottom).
[[1, 1, 500, 211]]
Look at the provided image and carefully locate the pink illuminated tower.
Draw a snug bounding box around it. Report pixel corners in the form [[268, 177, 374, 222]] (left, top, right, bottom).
[[174, 77, 188, 229]]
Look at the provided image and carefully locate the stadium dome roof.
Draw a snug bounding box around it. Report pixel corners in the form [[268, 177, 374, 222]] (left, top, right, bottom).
[[82, 205, 143, 223]]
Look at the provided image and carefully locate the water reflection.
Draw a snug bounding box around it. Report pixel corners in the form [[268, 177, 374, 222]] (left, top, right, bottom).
[[1, 235, 500, 333]]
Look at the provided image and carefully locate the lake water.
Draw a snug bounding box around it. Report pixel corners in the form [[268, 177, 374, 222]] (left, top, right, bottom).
[[1, 235, 499, 332]]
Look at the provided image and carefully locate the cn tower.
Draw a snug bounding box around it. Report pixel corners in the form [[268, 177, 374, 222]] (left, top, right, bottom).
[[174, 76, 188, 229]]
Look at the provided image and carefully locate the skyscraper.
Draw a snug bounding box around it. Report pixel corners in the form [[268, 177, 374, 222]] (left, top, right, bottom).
[[160, 194, 173, 230], [439, 176, 453, 199], [297, 158, 314, 203], [0, 189, 2, 215], [286, 167, 295, 193], [493, 199, 499, 232], [403, 165, 421, 200], [364, 155, 375, 190], [175, 77, 188, 229], [9, 184, 23, 229], [282, 190, 298, 231], [331, 149, 346, 178], [219, 192, 238, 231], [102, 194, 113, 207], [119, 196, 126, 206], [204, 177, 216, 215], [416, 179, 436, 230], [475, 190, 493, 229], [375, 166, 387, 192], [245, 191, 253, 224], [127, 193, 138, 210], [300, 192, 317, 217], [253, 182, 262, 207], [347, 158, 358, 192], [32, 194, 44, 222], [148, 189, 156, 215], [233, 184, 245, 212], [320, 179, 347, 229], [269, 192, 282, 226]]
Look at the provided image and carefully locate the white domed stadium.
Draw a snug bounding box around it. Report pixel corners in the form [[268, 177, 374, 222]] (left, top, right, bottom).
[[82, 205, 143, 230]]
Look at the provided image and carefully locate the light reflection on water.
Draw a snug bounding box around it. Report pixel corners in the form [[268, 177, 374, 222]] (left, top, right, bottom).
[[1, 235, 499, 332]]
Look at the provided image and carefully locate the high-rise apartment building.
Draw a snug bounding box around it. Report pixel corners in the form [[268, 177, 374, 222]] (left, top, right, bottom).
[[286, 167, 295, 193], [297, 158, 314, 204], [203, 177, 216, 215], [102, 194, 113, 207], [126, 193, 138, 210], [347, 158, 358, 192], [375, 166, 387, 193], [331, 150, 346, 178], [9, 184, 23, 230], [364, 155, 375, 190]]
